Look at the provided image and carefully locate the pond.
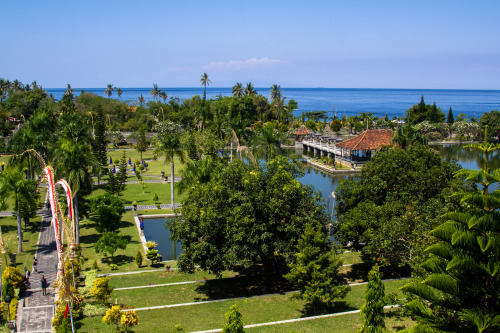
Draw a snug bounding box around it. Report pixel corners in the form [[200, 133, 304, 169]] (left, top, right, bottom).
[[142, 217, 182, 261]]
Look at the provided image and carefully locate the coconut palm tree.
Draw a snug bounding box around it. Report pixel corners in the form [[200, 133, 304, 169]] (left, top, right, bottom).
[[153, 132, 185, 209], [273, 96, 287, 122], [138, 95, 145, 106], [232, 82, 244, 97], [392, 123, 427, 149], [52, 138, 93, 244], [269, 84, 282, 103], [159, 91, 169, 103], [200, 73, 212, 104], [251, 122, 287, 160], [0, 165, 37, 252], [244, 82, 257, 96], [116, 88, 123, 99], [104, 84, 114, 98], [150, 84, 162, 101]]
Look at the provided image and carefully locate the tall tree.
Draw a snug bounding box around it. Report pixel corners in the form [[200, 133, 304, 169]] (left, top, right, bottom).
[[150, 84, 161, 101], [200, 73, 212, 104], [358, 265, 386, 333], [134, 129, 150, 161], [447, 106, 454, 125], [64, 84, 75, 99], [232, 83, 244, 97], [0, 165, 37, 252], [402, 129, 500, 332], [244, 82, 257, 96], [159, 91, 168, 103], [269, 84, 282, 103], [104, 84, 114, 98], [138, 95, 145, 107], [153, 132, 185, 208], [285, 223, 349, 314]]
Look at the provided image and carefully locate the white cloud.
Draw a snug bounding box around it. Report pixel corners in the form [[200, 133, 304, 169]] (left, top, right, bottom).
[[203, 57, 284, 71]]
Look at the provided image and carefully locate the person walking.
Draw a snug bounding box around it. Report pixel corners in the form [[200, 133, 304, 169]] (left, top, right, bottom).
[[32, 257, 38, 274], [40, 275, 47, 296], [25, 269, 31, 286]]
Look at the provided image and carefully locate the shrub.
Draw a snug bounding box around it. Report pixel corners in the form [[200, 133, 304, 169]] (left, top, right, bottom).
[[135, 160, 141, 165], [146, 249, 160, 265], [121, 311, 139, 332], [52, 302, 77, 332], [92, 260, 99, 270], [138, 165, 144, 171], [91, 277, 113, 304], [102, 305, 122, 331], [222, 304, 244, 333], [152, 193, 159, 203], [9, 297, 17, 321], [145, 241, 157, 249], [156, 203, 161, 209], [135, 250, 143, 267], [109, 264, 118, 270], [2, 267, 23, 289], [82, 303, 107, 317], [56, 317, 72, 333], [80, 270, 97, 297]]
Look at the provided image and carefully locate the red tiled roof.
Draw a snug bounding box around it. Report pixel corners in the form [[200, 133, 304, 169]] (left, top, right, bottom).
[[293, 124, 309, 135], [336, 129, 394, 150]]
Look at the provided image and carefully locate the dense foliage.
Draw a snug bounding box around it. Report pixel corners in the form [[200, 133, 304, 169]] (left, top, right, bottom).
[[170, 156, 330, 276], [334, 144, 467, 270], [402, 134, 500, 332]]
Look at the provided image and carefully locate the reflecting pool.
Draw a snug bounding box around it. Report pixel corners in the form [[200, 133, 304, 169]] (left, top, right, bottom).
[[142, 218, 182, 261]]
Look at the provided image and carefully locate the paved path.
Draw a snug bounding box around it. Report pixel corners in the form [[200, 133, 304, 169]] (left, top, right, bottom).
[[18, 207, 57, 333]]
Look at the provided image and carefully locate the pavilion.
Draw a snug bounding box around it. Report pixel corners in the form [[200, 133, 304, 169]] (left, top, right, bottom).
[[335, 129, 394, 163]]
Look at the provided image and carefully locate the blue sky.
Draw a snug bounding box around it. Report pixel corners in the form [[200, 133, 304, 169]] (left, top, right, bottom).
[[2, 0, 499, 89]]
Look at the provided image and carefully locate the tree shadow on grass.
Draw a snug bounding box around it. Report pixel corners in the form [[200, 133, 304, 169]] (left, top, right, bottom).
[[102, 254, 134, 266], [300, 300, 358, 317], [194, 274, 294, 302]]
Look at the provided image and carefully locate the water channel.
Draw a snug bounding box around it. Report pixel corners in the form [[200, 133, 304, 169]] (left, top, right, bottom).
[[141, 144, 498, 261]]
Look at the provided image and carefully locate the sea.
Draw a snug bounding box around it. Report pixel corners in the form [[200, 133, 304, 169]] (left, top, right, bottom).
[[45, 87, 500, 121]]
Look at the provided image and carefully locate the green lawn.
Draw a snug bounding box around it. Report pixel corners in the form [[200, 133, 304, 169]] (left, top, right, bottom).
[[77, 279, 409, 332], [104, 149, 186, 177], [79, 211, 166, 274], [109, 268, 237, 289], [89, 182, 188, 206], [340, 251, 363, 265], [0, 214, 42, 273]]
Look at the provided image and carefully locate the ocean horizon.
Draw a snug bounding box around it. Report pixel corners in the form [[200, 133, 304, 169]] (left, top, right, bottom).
[[45, 87, 500, 120]]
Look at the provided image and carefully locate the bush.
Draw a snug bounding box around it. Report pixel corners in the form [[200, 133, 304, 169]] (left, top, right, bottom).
[[92, 260, 99, 270], [138, 165, 144, 171], [135, 160, 141, 165], [56, 317, 72, 333], [135, 250, 143, 267], [82, 303, 107, 317], [52, 302, 77, 332], [121, 311, 139, 332], [91, 277, 113, 304], [102, 306, 122, 331], [156, 203, 161, 209], [109, 264, 118, 270], [9, 297, 17, 321], [145, 241, 157, 249], [80, 270, 97, 298], [146, 249, 160, 265]]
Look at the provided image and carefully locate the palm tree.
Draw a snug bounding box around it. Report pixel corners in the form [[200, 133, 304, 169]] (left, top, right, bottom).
[[177, 156, 218, 194], [104, 84, 114, 98], [200, 73, 212, 104], [150, 84, 162, 101], [244, 82, 257, 96], [138, 95, 145, 106], [0, 165, 37, 252], [116, 88, 123, 99], [273, 96, 287, 122], [269, 84, 282, 103], [159, 91, 169, 103], [251, 122, 287, 160], [153, 133, 185, 209], [392, 123, 428, 149], [232, 83, 244, 97]]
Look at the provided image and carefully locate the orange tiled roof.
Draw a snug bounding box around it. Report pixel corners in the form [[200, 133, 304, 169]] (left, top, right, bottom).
[[293, 124, 309, 135], [336, 129, 393, 150]]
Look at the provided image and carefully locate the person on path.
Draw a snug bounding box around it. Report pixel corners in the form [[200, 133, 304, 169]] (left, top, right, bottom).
[[41, 275, 47, 295], [32, 257, 38, 274], [25, 269, 30, 285]]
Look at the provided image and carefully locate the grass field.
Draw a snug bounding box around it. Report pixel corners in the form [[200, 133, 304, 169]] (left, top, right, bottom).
[[0, 214, 42, 273], [90, 182, 188, 206], [77, 278, 410, 332]]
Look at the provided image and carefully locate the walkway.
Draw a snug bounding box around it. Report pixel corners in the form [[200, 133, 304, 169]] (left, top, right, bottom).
[[17, 207, 57, 333]]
